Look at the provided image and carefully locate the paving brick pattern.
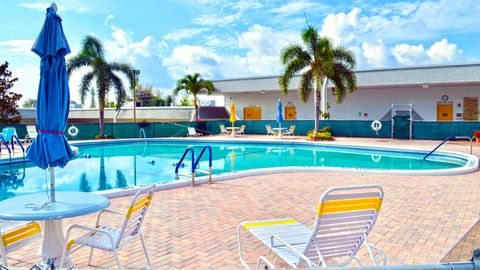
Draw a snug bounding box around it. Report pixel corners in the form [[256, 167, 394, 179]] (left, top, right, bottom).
[[3, 137, 480, 269]]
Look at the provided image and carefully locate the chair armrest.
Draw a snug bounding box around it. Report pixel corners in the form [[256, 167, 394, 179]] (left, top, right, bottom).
[[270, 234, 313, 268], [96, 209, 124, 226]]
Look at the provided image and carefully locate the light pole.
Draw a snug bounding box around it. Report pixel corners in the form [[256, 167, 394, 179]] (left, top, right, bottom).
[[133, 69, 140, 123]]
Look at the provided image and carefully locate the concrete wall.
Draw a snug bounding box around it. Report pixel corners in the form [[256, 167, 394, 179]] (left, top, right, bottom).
[[221, 84, 480, 121]]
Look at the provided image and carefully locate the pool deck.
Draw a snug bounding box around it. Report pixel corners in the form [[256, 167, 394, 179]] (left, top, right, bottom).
[[4, 136, 480, 268]]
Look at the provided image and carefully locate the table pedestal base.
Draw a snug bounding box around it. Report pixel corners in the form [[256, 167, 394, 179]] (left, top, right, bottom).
[[41, 220, 73, 268]]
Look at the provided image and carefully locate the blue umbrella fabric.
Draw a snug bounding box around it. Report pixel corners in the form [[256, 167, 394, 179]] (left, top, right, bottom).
[[276, 99, 284, 128], [26, 5, 74, 170]]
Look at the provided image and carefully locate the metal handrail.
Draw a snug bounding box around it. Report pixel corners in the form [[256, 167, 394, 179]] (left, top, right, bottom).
[[0, 136, 12, 162], [175, 147, 195, 184], [11, 135, 25, 162], [193, 146, 213, 185], [423, 136, 473, 160], [139, 128, 147, 143]]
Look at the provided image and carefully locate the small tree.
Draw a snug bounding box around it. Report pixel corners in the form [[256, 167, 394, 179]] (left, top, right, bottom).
[[0, 62, 22, 124], [173, 73, 214, 121], [178, 95, 193, 106], [22, 98, 37, 108]]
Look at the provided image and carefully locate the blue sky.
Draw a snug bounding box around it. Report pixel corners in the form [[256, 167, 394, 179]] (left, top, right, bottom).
[[0, 0, 479, 105]]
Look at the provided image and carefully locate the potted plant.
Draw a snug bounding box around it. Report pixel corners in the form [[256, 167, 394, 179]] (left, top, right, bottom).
[[473, 130, 480, 143]]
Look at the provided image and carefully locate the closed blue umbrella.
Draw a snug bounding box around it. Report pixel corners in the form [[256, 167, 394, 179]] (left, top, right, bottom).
[[276, 99, 283, 128], [26, 4, 75, 202]]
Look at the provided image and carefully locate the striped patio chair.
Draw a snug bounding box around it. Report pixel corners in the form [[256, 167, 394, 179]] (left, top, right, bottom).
[[237, 185, 386, 269], [0, 221, 42, 267], [61, 185, 156, 269]]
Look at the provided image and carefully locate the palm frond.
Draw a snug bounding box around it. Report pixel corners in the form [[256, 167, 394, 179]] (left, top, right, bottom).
[[280, 45, 310, 65], [301, 26, 319, 56], [298, 70, 314, 103], [79, 71, 94, 105], [198, 79, 215, 95], [330, 63, 357, 103], [110, 62, 136, 88], [82, 35, 105, 58], [333, 46, 356, 69], [279, 58, 309, 95], [67, 54, 92, 77], [109, 71, 127, 110]]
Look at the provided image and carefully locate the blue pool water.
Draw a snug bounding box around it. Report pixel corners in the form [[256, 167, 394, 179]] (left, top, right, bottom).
[[0, 140, 468, 200]]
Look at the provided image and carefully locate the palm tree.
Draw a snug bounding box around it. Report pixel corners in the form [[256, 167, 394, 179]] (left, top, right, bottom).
[[67, 35, 136, 138], [173, 73, 214, 121], [279, 26, 357, 133]]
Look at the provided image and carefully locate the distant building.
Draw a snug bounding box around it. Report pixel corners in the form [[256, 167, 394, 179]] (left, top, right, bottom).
[[212, 63, 480, 122]]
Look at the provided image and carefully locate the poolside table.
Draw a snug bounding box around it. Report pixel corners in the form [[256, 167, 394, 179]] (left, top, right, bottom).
[[0, 191, 110, 267], [226, 127, 240, 137], [272, 127, 288, 138]]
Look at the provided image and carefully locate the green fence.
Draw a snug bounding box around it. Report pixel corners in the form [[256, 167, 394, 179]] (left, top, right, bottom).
[[1, 120, 478, 141]]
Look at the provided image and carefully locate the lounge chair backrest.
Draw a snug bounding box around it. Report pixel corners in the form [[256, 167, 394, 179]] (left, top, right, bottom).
[[289, 125, 296, 133], [26, 125, 38, 138], [187, 127, 197, 136], [302, 185, 384, 263], [239, 125, 245, 132], [0, 128, 16, 141], [117, 185, 155, 248], [220, 125, 227, 132], [266, 125, 273, 132]]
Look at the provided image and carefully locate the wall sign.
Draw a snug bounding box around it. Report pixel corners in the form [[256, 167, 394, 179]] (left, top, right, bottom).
[[441, 95, 449, 101]]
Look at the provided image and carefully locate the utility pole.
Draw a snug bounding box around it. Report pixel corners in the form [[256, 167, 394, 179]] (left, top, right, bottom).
[[133, 69, 140, 123]]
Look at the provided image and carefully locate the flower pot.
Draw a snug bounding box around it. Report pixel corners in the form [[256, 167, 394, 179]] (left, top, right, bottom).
[[476, 137, 480, 143]]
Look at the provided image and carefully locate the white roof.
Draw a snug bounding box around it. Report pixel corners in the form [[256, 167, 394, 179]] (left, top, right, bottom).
[[213, 63, 480, 93]]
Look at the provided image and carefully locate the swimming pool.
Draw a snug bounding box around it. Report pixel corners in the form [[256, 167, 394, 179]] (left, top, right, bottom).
[[0, 139, 477, 200]]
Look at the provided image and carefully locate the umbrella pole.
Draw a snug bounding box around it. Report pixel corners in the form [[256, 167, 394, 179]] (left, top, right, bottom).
[[50, 167, 55, 202]]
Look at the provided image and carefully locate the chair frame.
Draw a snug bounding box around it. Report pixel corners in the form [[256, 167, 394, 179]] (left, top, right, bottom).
[[283, 125, 295, 136], [0, 221, 42, 267], [24, 125, 38, 143], [237, 185, 386, 269], [236, 125, 246, 135], [265, 125, 277, 136], [187, 127, 203, 137], [220, 124, 229, 135], [60, 185, 156, 269]]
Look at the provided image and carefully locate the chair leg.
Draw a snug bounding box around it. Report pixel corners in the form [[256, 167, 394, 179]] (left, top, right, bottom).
[[112, 249, 122, 269], [88, 247, 94, 265], [1, 252, 8, 267], [139, 233, 152, 267]]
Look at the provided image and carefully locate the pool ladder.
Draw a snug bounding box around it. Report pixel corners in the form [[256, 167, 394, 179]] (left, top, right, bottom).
[[423, 136, 473, 160], [175, 146, 212, 186], [0, 135, 26, 165]]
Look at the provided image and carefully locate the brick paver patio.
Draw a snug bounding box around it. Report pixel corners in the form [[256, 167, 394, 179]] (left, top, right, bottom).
[[3, 137, 480, 268]]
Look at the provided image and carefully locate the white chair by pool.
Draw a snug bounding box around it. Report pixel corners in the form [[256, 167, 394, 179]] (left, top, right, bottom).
[[283, 125, 296, 136], [24, 125, 38, 143], [0, 221, 42, 267], [237, 185, 386, 269], [220, 124, 229, 135], [265, 125, 276, 136], [61, 185, 156, 269], [187, 127, 203, 137], [236, 125, 246, 135]]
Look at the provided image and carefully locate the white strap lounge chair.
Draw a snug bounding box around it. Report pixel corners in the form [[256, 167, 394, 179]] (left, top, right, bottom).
[[61, 185, 156, 269], [220, 124, 229, 135], [283, 125, 296, 136], [0, 221, 42, 267], [24, 125, 38, 143], [265, 125, 276, 136], [236, 125, 246, 135], [187, 127, 203, 137], [237, 185, 386, 269]]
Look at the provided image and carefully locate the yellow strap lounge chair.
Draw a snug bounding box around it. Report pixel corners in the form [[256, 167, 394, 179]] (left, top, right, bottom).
[[0, 221, 42, 267], [237, 185, 386, 269], [60, 185, 156, 269]]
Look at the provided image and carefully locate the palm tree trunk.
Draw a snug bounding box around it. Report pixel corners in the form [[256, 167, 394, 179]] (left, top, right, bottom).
[[314, 76, 321, 134], [99, 103, 105, 138], [193, 94, 198, 121]]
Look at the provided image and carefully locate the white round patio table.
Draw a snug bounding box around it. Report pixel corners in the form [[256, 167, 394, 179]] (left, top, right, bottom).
[[0, 191, 110, 267], [272, 127, 288, 138]]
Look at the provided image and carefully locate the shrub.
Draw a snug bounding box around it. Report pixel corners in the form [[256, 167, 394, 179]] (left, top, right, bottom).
[[473, 130, 480, 138], [307, 127, 333, 141]]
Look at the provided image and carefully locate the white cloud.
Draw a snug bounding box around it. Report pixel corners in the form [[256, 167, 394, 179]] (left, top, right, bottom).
[[164, 28, 209, 42], [0, 40, 35, 55], [162, 45, 222, 79], [271, 0, 325, 17], [361, 40, 391, 67], [193, 13, 241, 26], [104, 14, 114, 26], [321, 8, 360, 45], [391, 39, 463, 66]]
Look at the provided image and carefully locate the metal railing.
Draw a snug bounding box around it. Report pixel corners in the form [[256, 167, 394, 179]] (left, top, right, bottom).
[[11, 135, 25, 163], [423, 136, 473, 160], [175, 146, 213, 186], [139, 128, 147, 143], [0, 136, 12, 164]]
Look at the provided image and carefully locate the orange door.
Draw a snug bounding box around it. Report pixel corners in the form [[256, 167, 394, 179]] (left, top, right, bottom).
[[244, 107, 262, 120], [437, 104, 453, 121], [285, 106, 296, 120]]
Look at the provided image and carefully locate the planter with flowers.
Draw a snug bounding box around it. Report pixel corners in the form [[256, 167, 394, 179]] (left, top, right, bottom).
[[473, 130, 480, 143]]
